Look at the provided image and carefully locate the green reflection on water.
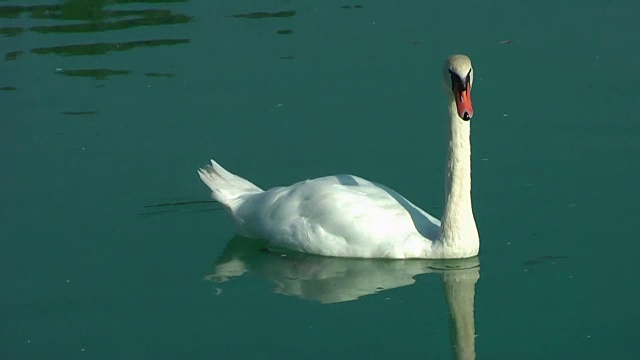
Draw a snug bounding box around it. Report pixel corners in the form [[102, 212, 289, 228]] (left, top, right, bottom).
[[0, 26, 23, 37], [1, 1, 192, 38], [56, 68, 131, 80], [31, 11, 191, 34], [2, 0, 192, 72], [0, 5, 22, 19], [144, 72, 176, 78], [228, 10, 296, 19], [62, 111, 99, 115], [32, 38, 189, 57], [0, 0, 189, 21], [4, 50, 24, 61]]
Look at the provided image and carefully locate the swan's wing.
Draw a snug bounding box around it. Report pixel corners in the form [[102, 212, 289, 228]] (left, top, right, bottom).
[[233, 175, 440, 258]]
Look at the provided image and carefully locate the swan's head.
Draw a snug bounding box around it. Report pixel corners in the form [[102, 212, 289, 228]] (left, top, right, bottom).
[[443, 55, 474, 121]]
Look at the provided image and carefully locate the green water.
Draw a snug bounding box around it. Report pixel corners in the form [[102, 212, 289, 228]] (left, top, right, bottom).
[[2, 0, 640, 358]]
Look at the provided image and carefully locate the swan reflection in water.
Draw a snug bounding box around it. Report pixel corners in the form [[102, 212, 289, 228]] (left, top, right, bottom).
[[206, 236, 480, 360]]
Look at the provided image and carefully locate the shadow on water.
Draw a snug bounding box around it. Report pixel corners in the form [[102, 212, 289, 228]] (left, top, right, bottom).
[[206, 236, 480, 360], [227, 10, 296, 19], [138, 199, 221, 216], [1, 0, 192, 82]]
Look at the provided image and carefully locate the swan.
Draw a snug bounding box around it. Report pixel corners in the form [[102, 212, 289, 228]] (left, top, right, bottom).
[[198, 54, 479, 259]]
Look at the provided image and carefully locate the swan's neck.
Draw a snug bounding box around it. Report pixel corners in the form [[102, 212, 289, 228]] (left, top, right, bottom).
[[439, 101, 479, 257]]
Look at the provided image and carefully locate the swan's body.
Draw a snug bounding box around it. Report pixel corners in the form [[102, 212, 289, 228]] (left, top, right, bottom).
[[199, 55, 479, 259]]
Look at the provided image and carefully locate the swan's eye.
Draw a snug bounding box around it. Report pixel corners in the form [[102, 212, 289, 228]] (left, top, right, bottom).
[[448, 69, 457, 82], [465, 69, 472, 85], [448, 69, 464, 92]]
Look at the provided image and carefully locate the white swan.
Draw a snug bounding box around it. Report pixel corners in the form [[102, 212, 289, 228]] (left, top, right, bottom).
[[198, 54, 479, 259]]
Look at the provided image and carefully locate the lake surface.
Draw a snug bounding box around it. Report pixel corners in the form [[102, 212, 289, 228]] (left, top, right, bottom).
[[2, 0, 640, 358]]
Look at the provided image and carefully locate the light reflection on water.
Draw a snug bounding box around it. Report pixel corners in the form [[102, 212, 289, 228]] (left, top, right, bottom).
[[208, 236, 480, 360], [1, 1, 192, 81]]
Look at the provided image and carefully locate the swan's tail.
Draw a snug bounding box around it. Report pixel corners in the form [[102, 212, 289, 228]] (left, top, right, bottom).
[[197, 160, 263, 211]]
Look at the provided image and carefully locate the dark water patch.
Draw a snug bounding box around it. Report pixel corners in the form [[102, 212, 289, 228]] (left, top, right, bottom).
[[24, 4, 65, 20], [0, 26, 23, 37], [0, 5, 23, 19], [111, 0, 189, 3], [186, 208, 222, 213], [62, 111, 99, 116], [145, 200, 217, 208], [1, 86, 17, 91], [141, 199, 222, 216], [276, 29, 293, 35], [102, 8, 190, 21], [144, 72, 175, 78], [32, 38, 189, 57], [139, 209, 178, 216], [523, 255, 569, 272], [278, 55, 295, 60], [228, 10, 296, 19], [139, 207, 221, 216], [56, 68, 131, 80], [340, 5, 364, 9], [5, 50, 24, 61], [0, 5, 59, 19]]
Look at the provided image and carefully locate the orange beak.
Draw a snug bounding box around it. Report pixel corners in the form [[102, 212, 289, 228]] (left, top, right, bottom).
[[453, 82, 473, 121]]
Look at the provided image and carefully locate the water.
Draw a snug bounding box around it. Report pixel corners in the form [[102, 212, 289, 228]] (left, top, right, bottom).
[[2, 0, 640, 358]]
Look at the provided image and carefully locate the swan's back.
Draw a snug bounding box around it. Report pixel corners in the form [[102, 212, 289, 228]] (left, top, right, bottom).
[[232, 174, 441, 258]]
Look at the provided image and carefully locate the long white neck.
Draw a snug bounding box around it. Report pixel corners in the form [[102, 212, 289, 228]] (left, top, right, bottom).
[[438, 100, 479, 257]]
